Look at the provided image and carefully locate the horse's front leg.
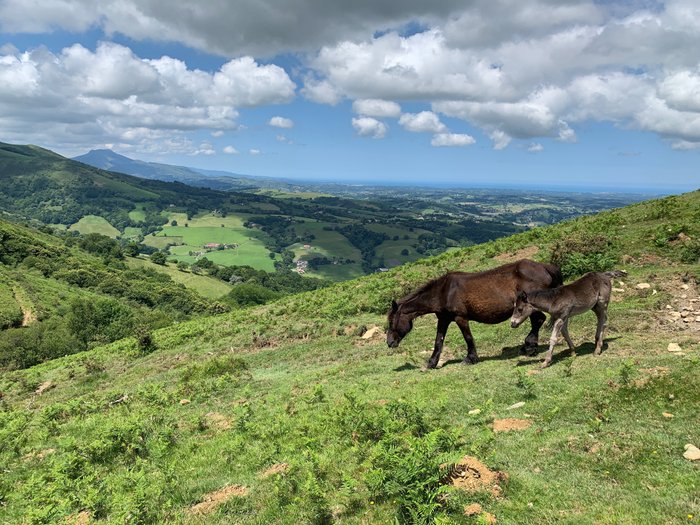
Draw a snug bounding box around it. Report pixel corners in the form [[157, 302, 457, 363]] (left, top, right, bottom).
[[521, 310, 546, 356], [427, 315, 451, 369], [455, 316, 479, 364]]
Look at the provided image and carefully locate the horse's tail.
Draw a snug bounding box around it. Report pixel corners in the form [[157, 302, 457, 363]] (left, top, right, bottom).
[[603, 269, 627, 279]]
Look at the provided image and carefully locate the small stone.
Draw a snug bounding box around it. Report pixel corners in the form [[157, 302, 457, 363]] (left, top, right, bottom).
[[533, 467, 541, 473], [665, 304, 673, 309], [652, 289, 658, 295], [507, 401, 526, 410], [635, 283, 651, 290], [669, 311, 682, 319], [361, 326, 383, 339], [683, 444, 700, 461], [695, 316, 700, 323], [662, 412, 674, 418], [667, 343, 682, 353], [681, 284, 690, 290], [180, 399, 191, 405], [681, 294, 688, 299], [612, 287, 624, 293], [468, 409, 481, 415]]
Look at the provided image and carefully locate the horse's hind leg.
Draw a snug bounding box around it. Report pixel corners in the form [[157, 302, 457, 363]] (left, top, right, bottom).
[[593, 304, 607, 355], [455, 316, 479, 364], [522, 311, 546, 356], [427, 315, 451, 369]]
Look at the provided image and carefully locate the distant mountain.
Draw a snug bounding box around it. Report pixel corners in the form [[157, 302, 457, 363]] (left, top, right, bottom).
[[73, 149, 298, 191], [0, 142, 267, 228]]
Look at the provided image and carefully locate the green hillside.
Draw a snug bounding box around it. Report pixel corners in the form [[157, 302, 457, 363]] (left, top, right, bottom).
[[1, 190, 698, 523]]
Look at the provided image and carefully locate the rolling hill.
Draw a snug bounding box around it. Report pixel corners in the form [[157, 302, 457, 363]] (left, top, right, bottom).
[[1, 189, 698, 523]]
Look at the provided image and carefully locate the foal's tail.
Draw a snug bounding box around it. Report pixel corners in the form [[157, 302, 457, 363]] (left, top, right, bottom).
[[603, 270, 627, 279]]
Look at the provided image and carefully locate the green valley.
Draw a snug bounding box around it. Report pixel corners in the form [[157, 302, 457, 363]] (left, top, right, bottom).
[[1, 189, 698, 524]]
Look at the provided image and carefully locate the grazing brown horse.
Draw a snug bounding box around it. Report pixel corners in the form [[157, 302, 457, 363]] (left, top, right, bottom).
[[387, 259, 563, 368], [510, 270, 627, 368]]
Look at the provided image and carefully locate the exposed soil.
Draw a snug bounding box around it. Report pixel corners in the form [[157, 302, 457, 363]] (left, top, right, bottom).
[[203, 412, 232, 431], [443, 456, 508, 497], [189, 485, 248, 515], [464, 503, 483, 516], [650, 276, 699, 332], [35, 381, 55, 395], [492, 418, 532, 433], [12, 287, 37, 327], [64, 511, 90, 525], [494, 246, 539, 263], [260, 463, 289, 479]]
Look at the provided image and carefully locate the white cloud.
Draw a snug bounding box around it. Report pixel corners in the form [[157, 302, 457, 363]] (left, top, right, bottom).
[[249, 148, 261, 155], [0, 42, 295, 155], [528, 142, 544, 152], [399, 111, 447, 133], [223, 145, 239, 154], [301, 77, 343, 105], [269, 116, 294, 128], [211, 130, 224, 137], [352, 117, 388, 139], [192, 142, 215, 155], [352, 98, 401, 118], [431, 133, 475, 147]]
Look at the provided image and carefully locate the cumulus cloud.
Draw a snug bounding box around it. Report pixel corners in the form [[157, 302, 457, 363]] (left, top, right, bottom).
[[431, 133, 476, 147], [399, 111, 447, 133], [352, 117, 388, 139], [269, 116, 294, 128], [0, 42, 295, 154], [3, 0, 700, 151], [528, 142, 544, 152], [352, 99, 401, 118], [223, 145, 239, 154], [249, 148, 262, 155]]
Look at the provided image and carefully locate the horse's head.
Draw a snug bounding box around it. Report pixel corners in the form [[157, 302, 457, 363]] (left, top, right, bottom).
[[510, 291, 534, 328], [386, 299, 414, 348]]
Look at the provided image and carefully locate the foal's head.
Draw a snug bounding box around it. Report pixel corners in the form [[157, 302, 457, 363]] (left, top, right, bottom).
[[386, 300, 413, 348], [510, 291, 535, 328]]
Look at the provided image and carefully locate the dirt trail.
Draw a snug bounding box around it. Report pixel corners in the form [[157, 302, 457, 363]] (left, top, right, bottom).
[[12, 286, 37, 327]]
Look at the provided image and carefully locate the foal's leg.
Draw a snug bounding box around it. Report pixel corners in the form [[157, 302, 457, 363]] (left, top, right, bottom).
[[427, 315, 451, 369], [522, 311, 546, 356], [455, 316, 479, 364], [593, 304, 608, 355], [561, 319, 575, 352], [542, 317, 564, 368]]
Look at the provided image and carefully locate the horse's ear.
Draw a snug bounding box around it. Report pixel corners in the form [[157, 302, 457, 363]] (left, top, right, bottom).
[[517, 291, 528, 303], [391, 300, 399, 312]]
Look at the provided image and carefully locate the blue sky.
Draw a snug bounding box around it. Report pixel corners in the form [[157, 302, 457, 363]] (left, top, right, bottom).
[[0, 0, 698, 193]]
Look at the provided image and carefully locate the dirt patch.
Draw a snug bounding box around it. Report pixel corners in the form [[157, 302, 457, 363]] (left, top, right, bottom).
[[35, 381, 55, 395], [23, 448, 56, 462], [65, 511, 90, 525], [492, 418, 532, 433], [203, 412, 232, 431], [189, 485, 248, 515], [260, 463, 289, 479], [494, 246, 539, 263], [443, 456, 507, 497], [361, 326, 384, 340], [464, 503, 483, 516]]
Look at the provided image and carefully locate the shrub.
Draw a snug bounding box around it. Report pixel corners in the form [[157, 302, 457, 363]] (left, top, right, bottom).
[[550, 232, 618, 279], [0, 284, 23, 329], [0, 318, 84, 370]]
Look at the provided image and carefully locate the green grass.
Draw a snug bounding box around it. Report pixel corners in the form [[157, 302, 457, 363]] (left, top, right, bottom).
[[1, 190, 699, 524], [128, 204, 147, 223], [68, 215, 120, 238], [126, 257, 233, 299]]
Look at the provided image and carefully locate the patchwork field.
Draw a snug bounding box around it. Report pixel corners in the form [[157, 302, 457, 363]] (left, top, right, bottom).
[[149, 213, 276, 271]]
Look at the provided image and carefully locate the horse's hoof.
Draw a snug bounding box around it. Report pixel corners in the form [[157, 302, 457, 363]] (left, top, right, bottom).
[[463, 355, 479, 365], [540, 361, 551, 369], [426, 360, 438, 369]]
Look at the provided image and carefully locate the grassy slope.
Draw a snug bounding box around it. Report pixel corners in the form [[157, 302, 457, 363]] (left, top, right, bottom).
[[126, 257, 233, 300], [1, 191, 699, 524]]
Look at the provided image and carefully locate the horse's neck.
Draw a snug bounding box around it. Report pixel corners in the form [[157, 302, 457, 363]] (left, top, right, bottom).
[[401, 292, 438, 316], [528, 290, 555, 313]]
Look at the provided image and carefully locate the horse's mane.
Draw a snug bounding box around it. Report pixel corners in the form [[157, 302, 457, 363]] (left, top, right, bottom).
[[399, 275, 445, 305]]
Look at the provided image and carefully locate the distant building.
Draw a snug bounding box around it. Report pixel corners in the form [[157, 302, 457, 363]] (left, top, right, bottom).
[[204, 243, 221, 249]]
